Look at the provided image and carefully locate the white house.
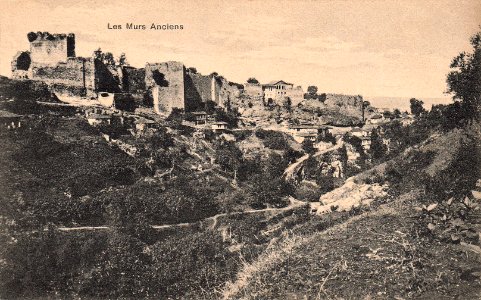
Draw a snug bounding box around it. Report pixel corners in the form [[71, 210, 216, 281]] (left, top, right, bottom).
[[262, 80, 304, 105], [87, 114, 111, 126], [211, 121, 228, 131]]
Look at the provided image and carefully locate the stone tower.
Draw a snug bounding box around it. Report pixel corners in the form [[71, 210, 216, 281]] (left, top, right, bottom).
[[27, 32, 75, 66]]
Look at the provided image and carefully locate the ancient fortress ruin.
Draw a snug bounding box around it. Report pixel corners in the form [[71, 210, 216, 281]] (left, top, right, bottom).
[[11, 32, 241, 114]]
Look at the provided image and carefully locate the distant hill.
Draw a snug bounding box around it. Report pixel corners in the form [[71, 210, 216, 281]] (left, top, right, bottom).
[[365, 96, 452, 112]]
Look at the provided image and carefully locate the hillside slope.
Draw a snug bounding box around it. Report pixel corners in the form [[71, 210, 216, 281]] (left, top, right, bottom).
[[223, 126, 481, 299]]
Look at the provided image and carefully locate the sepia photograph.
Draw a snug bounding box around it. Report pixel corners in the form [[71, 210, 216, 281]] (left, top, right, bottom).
[[0, 0, 480, 298]]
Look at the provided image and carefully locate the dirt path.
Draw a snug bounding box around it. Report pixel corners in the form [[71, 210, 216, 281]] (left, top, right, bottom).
[[57, 197, 306, 232], [283, 141, 343, 181]]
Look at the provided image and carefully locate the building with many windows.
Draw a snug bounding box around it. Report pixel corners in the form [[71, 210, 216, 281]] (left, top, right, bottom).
[[262, 80, 304, 105]]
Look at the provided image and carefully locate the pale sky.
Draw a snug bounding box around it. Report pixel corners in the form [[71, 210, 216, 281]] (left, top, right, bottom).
[[0, 0, 479, 98]]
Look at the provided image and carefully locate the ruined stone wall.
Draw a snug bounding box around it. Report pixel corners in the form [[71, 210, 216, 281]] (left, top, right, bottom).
[[122, 66, 146, 95], [244, 83, 263, 100], [184, 72, 213, 109], [28, 32, 75, 66], [30, 57, 95, 97], [11, 51, 31, 79], [146, 62, 185, 114], [212, 77, 241, 108], [121, 66, 146, 105], [95, 61, 122, 93], [286, 86, 304, 106], [324, 93, 363, 119]]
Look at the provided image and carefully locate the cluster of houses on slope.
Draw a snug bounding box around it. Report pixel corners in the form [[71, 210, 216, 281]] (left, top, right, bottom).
[[189, 111, 228, 131], [287, 118, 399, 152]]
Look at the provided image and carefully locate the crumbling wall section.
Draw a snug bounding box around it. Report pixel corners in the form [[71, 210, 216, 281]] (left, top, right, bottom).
[[286, 86, 304, 106], [243, 83, 263, 100], [146, 61, 185, 114], [212, 76, 241, 108], [121, 66, 146, 105], [95, 60, 122, 93], [184, 72, 212, 110], [11, 51, 31, 79], [122, 66, 146, 94], [324, 93, 363, 119], [30, 57, 95, 97]]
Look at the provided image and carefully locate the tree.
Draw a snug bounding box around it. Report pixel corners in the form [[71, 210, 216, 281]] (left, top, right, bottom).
[[166, 108, 184, 126], [247, 77, 259, 84], [103, 52, 115, 66], [301, 138, 316, 154], [283, 97, 292, 111], [393, 108, 401, 118], [410, 98, 426, 117], [148, 127, 174, 150], [246, 153, 292, 208], [284, 148, 303, 164], [214, 107, 239, 128], [318, 93, 327, 102], [204, 100, 217, 114], [118, 53, 128, 66], [307, 86, 318, 96], [446, 28, 481, 120], [92, 48, 116, 66], [215, 141, 242, 178], [370, 129, 387, 160], [93, 48, 103, 60]]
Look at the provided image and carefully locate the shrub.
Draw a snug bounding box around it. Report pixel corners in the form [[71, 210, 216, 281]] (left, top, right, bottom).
[[301, 138, 316, 154], [316, 175, 336, 194], [151, 231, 236, 298], [255, 129, 290, 150], [294, 184, 323, 202]]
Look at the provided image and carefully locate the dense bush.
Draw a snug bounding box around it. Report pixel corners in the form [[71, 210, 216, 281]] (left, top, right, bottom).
[[301, 138, 315, 154], [232, 129, 252, 141], [424, 139, 479, 200], [255, 129, 290, 150], [215, 107, 239, 128], [245, 153, 293, 208], [150, 231, 237, 298], [294, 184, 324, 202]]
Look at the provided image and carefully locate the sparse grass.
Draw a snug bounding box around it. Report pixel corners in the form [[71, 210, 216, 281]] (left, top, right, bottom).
[[222, 127, 481, 299]]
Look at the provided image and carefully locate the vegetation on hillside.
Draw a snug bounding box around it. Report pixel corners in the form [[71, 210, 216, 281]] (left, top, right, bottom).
[[0, 26, 480, 300]]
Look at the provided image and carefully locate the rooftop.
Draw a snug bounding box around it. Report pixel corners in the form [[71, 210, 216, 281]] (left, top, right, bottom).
[[296, 132, 317, 137], [262, 80, 293, 86], [289, 124, 320, 129], [0, 110, 22, 118], [135, 117, 156, 124], [192, 111, 208, 115], [87, 114, 111, 119]]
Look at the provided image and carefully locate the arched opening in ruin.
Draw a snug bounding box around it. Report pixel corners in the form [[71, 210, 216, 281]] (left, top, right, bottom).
[[15, 52, 31, 71]]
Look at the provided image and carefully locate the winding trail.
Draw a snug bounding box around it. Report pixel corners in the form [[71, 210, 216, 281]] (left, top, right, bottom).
[[283, 140, 344, 181], [57, 197, 306, 232], [56, 141, 344, 233]]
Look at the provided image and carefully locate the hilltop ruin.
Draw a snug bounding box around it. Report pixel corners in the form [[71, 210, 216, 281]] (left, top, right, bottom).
[[10, 31, 367, 124], [11, 31, 240, 114]]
